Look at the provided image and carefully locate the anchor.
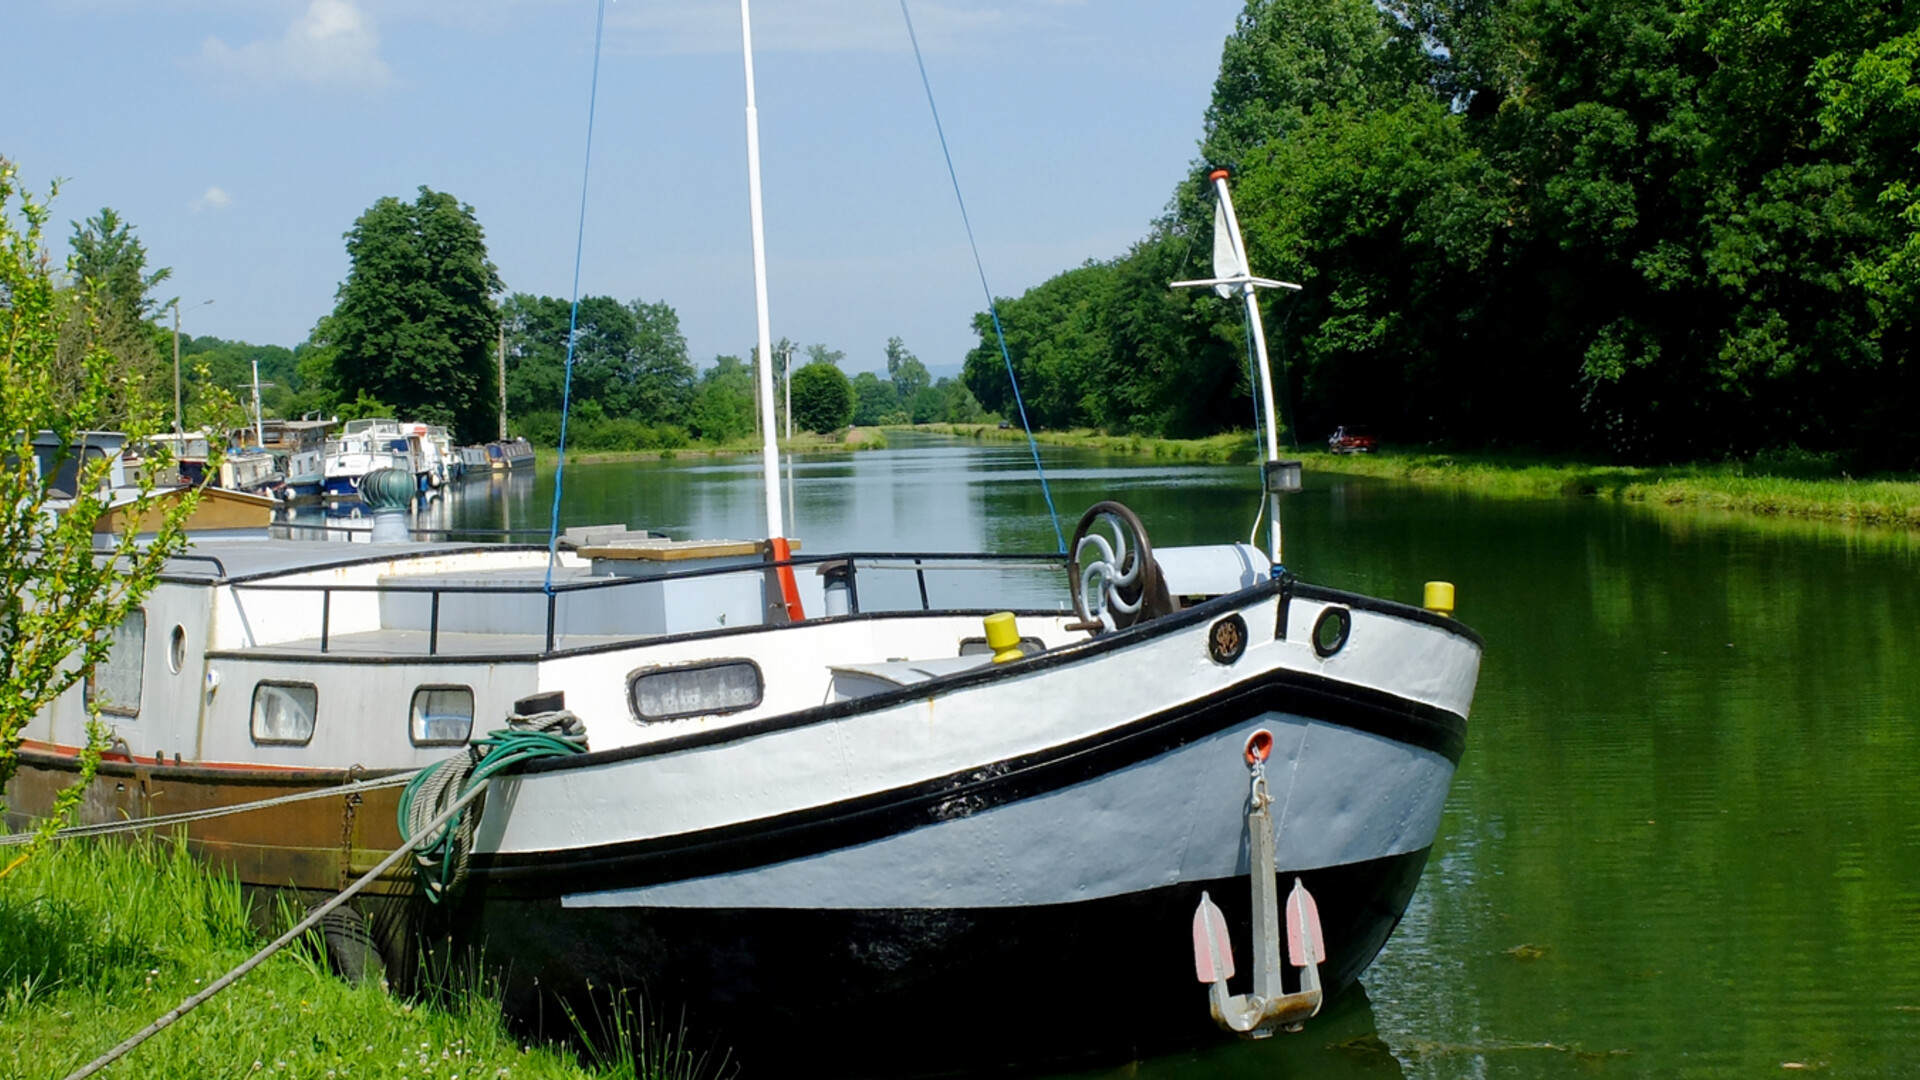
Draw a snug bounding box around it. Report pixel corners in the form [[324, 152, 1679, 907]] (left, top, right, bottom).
[[1191, 728, 1325, 1037]]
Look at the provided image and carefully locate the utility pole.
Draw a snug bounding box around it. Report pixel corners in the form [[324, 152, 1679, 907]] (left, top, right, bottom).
[[783, 343, 793, 440], [497, 320, 508, 440], [169, 298, 214, 437]]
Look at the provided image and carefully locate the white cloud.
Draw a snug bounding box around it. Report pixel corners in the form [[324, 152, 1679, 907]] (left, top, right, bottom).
[[200, 0, 392, 91], [191, 186, 234, 213]]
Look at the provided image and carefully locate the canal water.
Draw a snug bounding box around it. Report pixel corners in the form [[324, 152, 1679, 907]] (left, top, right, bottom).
[[372, 432, 1920, 1078]]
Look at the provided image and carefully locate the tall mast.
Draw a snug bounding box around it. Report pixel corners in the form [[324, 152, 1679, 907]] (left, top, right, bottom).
[[739, 0, 785, 540], [1171, 168, 1302, 564]]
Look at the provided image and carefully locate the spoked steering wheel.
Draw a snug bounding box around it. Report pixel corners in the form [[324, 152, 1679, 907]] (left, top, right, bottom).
[[1068, 501, 1174, 632]]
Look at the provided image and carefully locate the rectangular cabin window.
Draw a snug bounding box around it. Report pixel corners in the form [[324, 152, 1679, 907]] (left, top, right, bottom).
[[629, 660, 762, 723], [411, 686, 475, 746], [86, 609, 146, 717], [251, 682, 317, 745]]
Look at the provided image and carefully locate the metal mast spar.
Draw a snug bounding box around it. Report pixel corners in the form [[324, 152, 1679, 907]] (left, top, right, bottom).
[[739, 0, 803, 620], [1170, 168, 1303, 565]]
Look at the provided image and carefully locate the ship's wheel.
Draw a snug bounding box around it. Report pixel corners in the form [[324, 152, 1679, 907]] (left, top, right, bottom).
[[1068, 500, 1174, 631]]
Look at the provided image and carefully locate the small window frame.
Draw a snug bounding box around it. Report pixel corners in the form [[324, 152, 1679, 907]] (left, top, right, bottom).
[[85, 608, 146, 719], [250, 681, 318, 746], [409, 684, 476, 747], [627, 659, 764, 724]]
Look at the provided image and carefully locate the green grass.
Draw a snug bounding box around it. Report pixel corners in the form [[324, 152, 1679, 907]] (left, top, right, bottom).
[[910, 423, 1260, 464], [532, 429, 885, 467], [0, 837, 719, 1080], [913, 425, 1920, 531]]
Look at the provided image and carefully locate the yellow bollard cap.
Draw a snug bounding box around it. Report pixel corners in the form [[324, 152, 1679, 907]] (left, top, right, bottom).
[[984, 612, 1023, 664], [1423, 581, 1456, 617]]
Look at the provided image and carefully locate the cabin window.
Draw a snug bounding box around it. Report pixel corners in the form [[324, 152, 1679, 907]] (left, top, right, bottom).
[[168, 625, 187, 674], [410, 686, 475, 746], [251, 681, 317, 745], [629, 660, 762, 723], [86, 609, 146, 718]]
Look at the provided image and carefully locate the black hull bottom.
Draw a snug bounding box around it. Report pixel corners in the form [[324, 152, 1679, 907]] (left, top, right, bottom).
[[439, 848, 1430, 1078]]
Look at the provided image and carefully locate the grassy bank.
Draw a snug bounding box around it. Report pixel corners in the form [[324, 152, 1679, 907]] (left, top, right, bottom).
[[0, 837, 713, 1080], [910, 423, 1258, 464], [910, 424, 1920, 530], [533, 428, 886, 467]]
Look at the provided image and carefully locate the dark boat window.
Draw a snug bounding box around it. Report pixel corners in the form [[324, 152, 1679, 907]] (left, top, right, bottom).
[[629, 660, 763, 722], [168, 625, 187, 675], [86, 609, 146, 718], [411, 686, 475, 746], [251, 682, 317, 745]]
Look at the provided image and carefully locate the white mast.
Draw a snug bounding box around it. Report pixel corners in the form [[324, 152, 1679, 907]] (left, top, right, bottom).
[[739, 0, 785, 540], [249, 356, 267, 449], [1172, 168, 1302, 564]]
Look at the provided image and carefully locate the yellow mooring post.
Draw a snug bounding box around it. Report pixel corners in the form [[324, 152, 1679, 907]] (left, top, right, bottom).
[[1423, 581, 1456, 617], [984, 612, 1023, 663]]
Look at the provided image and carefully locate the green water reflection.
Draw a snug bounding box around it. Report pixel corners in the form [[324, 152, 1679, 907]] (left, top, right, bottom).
[[424, 433, 1920, 1077]]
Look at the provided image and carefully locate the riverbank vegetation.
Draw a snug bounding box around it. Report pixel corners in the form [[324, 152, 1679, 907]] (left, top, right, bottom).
[[963, 0, 1920, 472], [923, 423, 1920, 528], [0, 836, 722, 1080]]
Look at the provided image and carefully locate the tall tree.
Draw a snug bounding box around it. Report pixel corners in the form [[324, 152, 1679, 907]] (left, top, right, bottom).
[[791, 361, 854, 433], [501, 293, 694, 426], [63, 208, 171, 423], [319, 188, 502, 442], [884, 336, 931, 404]]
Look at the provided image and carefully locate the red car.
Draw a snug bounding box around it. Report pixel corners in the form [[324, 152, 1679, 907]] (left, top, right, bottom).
[[1327, 425, 1377, 454]]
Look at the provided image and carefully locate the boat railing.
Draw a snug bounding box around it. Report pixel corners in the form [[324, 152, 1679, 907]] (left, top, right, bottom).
[[225, 550, 1068, 657]]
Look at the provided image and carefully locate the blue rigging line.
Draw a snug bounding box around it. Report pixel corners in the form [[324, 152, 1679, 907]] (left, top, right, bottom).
[[544, 0, 609, 593], [899, 0, 1065, 553]]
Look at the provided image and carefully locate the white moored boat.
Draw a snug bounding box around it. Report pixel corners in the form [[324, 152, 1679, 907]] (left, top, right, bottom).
[[5, 11, 1482, 1071]]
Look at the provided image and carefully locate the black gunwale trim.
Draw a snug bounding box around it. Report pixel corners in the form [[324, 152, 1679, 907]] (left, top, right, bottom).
[[472, 661, 1464, 892], [516, 583, 1291, 773], [1293, 582, 1485, 647]]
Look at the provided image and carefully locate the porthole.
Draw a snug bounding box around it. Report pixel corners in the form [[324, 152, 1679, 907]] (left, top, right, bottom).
[[251, 681, 317, 745], [410, 685, 475, 746], [1311, 607, 1352, 658], [629, 659, 763, 723], [168, 625, 186, 674]]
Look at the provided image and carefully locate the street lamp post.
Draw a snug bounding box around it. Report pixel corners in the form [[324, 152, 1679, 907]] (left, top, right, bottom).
[[783, 343, 794, 440], [168, 298, 214, 436]]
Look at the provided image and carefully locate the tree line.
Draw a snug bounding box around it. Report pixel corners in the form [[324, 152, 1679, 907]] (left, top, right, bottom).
[[66, 184, 989, 449], [964, 0, 1920, 469]]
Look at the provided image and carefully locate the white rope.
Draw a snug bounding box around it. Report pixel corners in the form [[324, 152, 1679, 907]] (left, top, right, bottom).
[[1, 771, 417, 848]]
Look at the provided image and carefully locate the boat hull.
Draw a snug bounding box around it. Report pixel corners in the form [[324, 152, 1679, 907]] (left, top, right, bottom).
[[451, 849, 1428, 1075]]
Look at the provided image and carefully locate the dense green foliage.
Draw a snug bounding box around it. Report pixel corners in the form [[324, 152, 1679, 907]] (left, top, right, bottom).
[[503, 292, 697, 449], [689, 355, 759, 443], [312, 188, 503, 443], [790, 361, 853, 433], [968, 0, 1920, 466], [0, 162, 202, 826]]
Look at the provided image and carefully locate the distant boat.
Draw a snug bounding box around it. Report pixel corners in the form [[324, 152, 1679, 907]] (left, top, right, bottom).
[[484, 435, 534, 471], [249, 417, 335, 499], [323, 419, 413, 497], [455, 444, 491, 478]]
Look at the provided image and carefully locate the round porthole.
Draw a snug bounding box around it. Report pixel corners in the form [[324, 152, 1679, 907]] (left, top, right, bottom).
[[1311, 607, 1351, 658], [168, 625, 187, 674], [1207, 614, 1248, 665]]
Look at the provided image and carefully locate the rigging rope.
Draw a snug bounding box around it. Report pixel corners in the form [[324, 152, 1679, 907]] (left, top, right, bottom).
[[544, 0, 611, 594], [899, 0, 1066, 554]]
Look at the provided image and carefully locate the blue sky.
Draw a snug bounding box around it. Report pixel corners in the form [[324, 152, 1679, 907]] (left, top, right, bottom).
[[6, 0, 1243, 375]]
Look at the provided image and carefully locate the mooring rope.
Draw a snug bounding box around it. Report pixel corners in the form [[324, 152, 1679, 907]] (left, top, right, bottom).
[[0, 772, 416, 848], [58, 775, 492, 1080], [543, 0, 611, 594], [899, 0, 1066, 554], [397, 712, 588, 902]]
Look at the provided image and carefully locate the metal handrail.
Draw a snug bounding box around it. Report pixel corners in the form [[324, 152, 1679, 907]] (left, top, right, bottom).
[[225, 550, 1067, 658]]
